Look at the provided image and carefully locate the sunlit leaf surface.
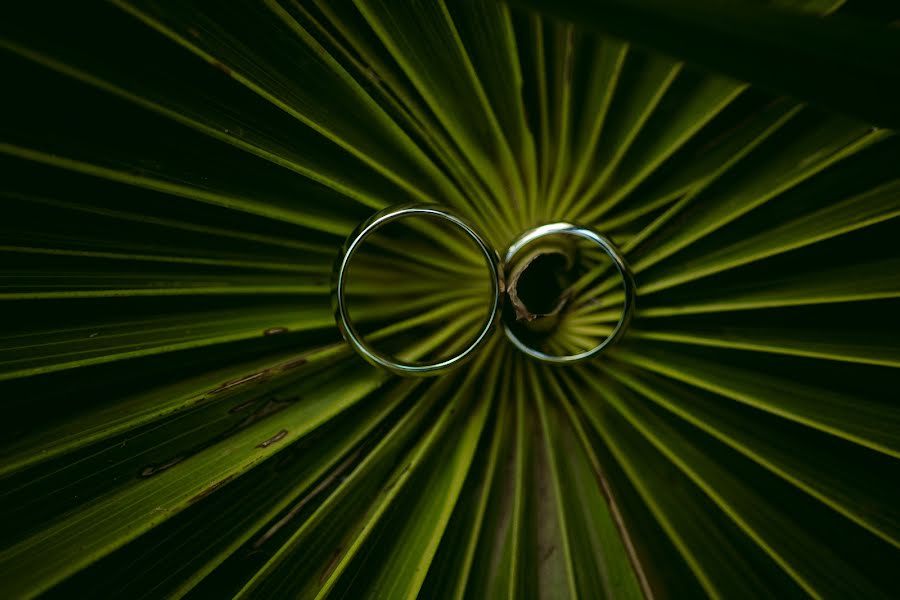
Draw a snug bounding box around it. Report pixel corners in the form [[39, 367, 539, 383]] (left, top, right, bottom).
[[1, 1, 898, 598]]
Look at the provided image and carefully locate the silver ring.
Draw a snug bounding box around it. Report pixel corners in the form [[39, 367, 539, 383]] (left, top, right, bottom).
[[502, 222, 635, 363], [332, 203, 502, 376]]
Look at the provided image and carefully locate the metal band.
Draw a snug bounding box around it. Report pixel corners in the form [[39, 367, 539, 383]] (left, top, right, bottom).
[[332, 203, 502, 376], [502, 222, 635, 363]]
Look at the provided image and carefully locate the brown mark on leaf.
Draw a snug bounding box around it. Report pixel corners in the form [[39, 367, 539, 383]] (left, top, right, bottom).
[[140, 456, 184, 478], [257, 429, 288, 448], [264, 326, 289, 336], [211, 60, 231, 76], [208, 371, 268, 395], [583, 398, 655, 598], [699, 97, 789, 153], [383, 462, 412, 493], [364, 66, 381, 83], [320, 547, 344, 583], [229, 397, 260, 414], [252, 448, 362, 549], [279, 356, 308, 371], [239, 399, 290, 429], [208, 352, 313, 399], [188, 474, 237, 504]]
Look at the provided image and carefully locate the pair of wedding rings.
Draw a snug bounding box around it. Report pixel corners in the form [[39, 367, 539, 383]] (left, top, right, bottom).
[[332, 204, 635, 376]]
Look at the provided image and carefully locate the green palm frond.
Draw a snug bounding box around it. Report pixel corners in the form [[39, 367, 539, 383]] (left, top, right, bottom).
[[1, 1, 898, 598]]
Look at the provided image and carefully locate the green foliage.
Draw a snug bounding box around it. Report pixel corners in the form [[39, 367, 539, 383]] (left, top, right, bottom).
[[1, 1, 898, 598]]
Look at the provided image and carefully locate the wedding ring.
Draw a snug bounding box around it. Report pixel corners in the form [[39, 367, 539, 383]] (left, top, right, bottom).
[[502, 222, 635, 363], [332, 204, 502, 376]]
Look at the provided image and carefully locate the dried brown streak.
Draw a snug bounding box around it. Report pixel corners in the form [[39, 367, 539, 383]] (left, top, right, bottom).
[[257, 429, 289, 448], [208, 371, 269, 395], [251, 447, 364, 549], [557, 369, 655, 599], [207, 351, 319, 404], [238, 399, 290, 429], [277, 356, 308, 371], [140, 456, 184, 478], [382, 462, 412, 493], [582, 401, 656, 599], [229, 397, 260, 414], [587, 451, 655, 598], [320, 546, 344, 583], [211, 60, 232, 76], [697, 97, 790, 154], [188, 473, 237, 504]]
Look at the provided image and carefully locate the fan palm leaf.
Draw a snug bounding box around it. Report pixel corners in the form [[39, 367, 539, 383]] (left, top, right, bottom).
[[1, 1, 898, 598]]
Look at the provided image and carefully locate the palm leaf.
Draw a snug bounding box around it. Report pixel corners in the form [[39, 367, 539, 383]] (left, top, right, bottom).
[[1, 1, 898, 598]]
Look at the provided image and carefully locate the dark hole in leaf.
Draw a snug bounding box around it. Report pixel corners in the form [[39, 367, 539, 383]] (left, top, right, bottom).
[[513, 253, 570, 316]]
